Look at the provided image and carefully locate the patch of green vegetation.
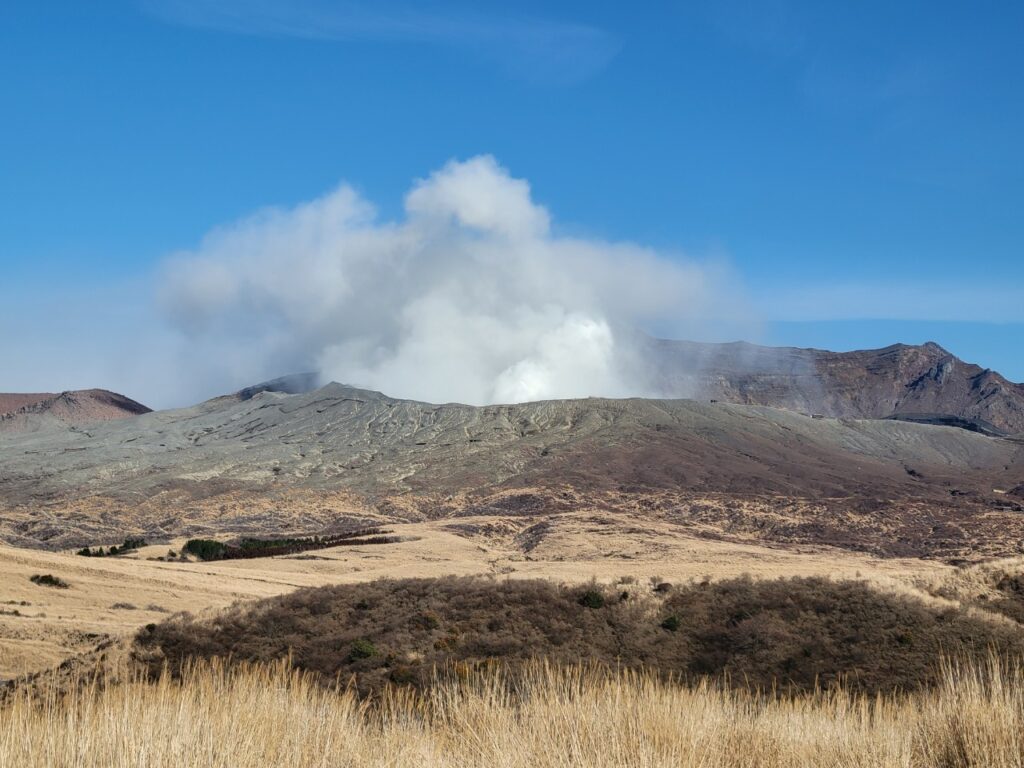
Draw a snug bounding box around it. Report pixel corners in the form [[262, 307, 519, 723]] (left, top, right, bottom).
[[348, 639, 377, 661], [660, 615, 681, 632], [182, 539, 228, 561], [181, 530, 398, 562], [238, 536, 324, 550], [77, 537, 147, 557], [577, 589, 606, 609]]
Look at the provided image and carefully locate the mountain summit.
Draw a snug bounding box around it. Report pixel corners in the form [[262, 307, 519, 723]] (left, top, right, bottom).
[[0, 389, 151, 434], [645, 340, 1024, 435]]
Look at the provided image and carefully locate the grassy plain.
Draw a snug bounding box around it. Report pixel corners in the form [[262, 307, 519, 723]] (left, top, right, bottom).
[[3, 657, 1024, 767], [0, 513, 958, 680]]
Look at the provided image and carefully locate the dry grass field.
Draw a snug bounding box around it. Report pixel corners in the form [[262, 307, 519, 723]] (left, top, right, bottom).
[[5, 506, 1024, 768], [0, 512, 957, 681], [3, 657, 1024, 767]]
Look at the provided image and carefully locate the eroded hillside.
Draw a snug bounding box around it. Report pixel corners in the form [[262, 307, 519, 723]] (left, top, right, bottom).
[[1, 383, 1021, 558], [645, 339, 1024, 434]]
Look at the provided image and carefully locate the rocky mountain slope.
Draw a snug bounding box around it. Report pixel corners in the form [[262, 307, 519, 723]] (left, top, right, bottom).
[[644, 340, 1024, 435], [1, 383, 1022, 558], [0, 390, 151, 434]]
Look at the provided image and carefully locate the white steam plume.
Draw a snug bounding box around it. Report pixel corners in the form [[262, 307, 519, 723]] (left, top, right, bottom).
[[162, 155, 746, 404]]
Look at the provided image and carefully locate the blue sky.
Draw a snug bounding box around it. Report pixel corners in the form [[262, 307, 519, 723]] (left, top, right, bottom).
[[2, 1, 1022, 403]]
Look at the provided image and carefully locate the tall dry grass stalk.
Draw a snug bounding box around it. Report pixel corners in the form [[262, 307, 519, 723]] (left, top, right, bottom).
[[2, 657, 1024, 767]]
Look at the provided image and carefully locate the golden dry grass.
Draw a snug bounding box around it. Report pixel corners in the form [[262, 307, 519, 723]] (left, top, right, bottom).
[[0, 514, 955, 680], [3, 657, 1024, 767]]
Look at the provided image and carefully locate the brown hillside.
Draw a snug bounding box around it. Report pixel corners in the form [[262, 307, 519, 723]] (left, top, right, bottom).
[[646, 339, 1024, 435], [0, 389, 151, 434]]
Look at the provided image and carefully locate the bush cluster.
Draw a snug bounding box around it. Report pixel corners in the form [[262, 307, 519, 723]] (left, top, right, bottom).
[[182, 539, 228, 561], [181, 530, 398, 562], [30, 574, 69, 589], [135, 575, 1024, 697], [77, 538, 147, 557]]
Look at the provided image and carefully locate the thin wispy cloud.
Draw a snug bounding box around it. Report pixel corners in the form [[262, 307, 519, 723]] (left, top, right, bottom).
[[143, 0, 620, 84], [707, 1, 937, 131]]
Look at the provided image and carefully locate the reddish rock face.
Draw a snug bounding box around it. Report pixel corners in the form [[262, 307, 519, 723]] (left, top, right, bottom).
[[0, 393, 54, 413], [0, 389, 151, 433], [643, 339, 1024, 435]]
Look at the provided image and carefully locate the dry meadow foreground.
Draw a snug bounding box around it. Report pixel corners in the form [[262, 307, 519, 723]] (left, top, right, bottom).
[[5, 525, 1024, 768], [3, 658, 1024, 767], [0, 514, 957, 681], [3, 389, 1024, 765]]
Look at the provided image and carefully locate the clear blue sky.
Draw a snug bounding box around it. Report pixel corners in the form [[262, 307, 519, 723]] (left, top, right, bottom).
[[2, 0, 1022, 396]]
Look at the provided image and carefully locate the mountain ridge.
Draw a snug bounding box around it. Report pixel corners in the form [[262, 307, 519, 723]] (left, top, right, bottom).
[[4, 340, 1020, 435], [645, 339, 1024, 434], [1, 379, 1022, 558], [3, 339, 1023, 559]]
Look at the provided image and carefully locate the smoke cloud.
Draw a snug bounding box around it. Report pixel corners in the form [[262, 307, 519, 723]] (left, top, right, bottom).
[[162, 155, 748, 405]]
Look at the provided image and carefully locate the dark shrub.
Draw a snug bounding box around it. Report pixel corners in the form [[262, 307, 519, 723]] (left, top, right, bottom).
[[135, 575, 1024, 697], [76, 537, 147, 558], [660, 615, 681, 632], [657, 576, 1023, 693], [348, 639, 377, 661], [183, 539, 228, 561], [29, 574, 69, 589], [180, 530, 397, 562]]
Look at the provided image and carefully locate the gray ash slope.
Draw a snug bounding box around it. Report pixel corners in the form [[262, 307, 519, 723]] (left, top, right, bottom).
[[3, 340, 1024, 556], [1, 380, 1020, 509]]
